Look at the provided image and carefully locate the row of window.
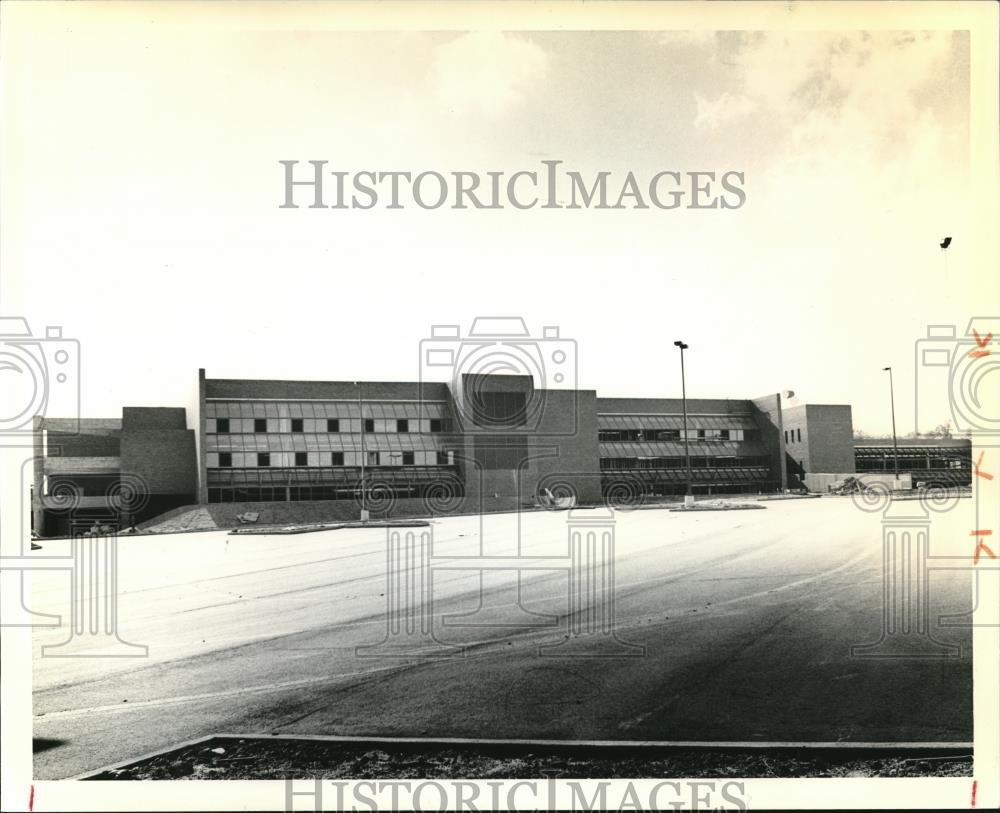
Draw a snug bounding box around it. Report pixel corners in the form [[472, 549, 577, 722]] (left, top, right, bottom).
[[211, 418, 447, 434], [214, 450, 454, 468], [785, 428, 802, 444], [600, 455, 770, 470], [206, 483, 446, 504], [855, 455, 967, 471], [599, 428, 756, 442], [205, 401, 446, 420]]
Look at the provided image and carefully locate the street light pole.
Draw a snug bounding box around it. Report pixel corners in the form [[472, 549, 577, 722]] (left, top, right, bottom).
[[882, 366, 899, 481], [358, 382, 368, 521], [674, 341, 692, 500]]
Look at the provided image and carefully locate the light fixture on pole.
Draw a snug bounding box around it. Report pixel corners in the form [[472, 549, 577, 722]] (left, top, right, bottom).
[[674, 340, 693, 502], [882, 366, 900, 482], [359, 382, 369, 522]]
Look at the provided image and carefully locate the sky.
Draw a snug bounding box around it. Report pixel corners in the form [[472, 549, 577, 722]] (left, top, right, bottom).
[[1, 3, 993, 438]]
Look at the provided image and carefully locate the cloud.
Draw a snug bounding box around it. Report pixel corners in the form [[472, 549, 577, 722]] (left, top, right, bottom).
[[694, 91, 757, 129], [430, 31, 548, 118], [706, 31, 957, 141]]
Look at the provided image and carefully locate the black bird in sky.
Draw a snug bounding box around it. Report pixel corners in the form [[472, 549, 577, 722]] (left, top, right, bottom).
[[940, 237, 952, 249]]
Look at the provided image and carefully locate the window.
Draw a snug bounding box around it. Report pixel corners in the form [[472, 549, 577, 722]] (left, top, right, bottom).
[[216, 418, 230, 433], [331, 452, 344, 466], [219, 452, 232, 468], [366, 451, 380, 465], [254, 418, 266, 433], [327, 418, 340, 433], [364, 419, 375, 433], [397, 419, 410, 433], [295, 452, 308, 466], [784, 430, 789, 443], [291, 418, 304, 433], [599, 429, 644, 442], [429, 418, 443, 433], [402, 451, 415, 465], [471, 389, 527, 428], [257, 452, 270, 467], [437, 450, 451, 465], [797, 428, 802, 442], [719, 429, 730, 440]]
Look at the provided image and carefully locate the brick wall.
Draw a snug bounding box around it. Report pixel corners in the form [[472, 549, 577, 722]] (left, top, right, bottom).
[[783, 404, 855, 474]]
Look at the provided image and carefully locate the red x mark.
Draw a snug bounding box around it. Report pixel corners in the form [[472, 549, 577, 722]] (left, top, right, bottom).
[[972, 529, 996, 564], [968, 328, 992, 358], [974, 451, 994, 480]]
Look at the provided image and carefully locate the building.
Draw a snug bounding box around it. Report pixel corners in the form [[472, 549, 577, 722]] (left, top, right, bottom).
[[779, 402, 972, 490], [39, 368, 930, 535], [198, 368, 794, 511], [32, 407, 197, 537], [854, 436, 972, 487], [781, 404, 856, 485], [596, 394, 788, 496]]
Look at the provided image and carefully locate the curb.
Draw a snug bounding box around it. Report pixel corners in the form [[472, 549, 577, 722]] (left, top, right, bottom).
[[70, 733, 974, 780]]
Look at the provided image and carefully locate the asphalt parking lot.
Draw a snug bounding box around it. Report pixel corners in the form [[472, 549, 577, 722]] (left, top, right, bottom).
[[32, 496, 974, 779]]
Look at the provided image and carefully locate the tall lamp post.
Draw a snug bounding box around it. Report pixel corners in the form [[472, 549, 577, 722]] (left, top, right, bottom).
[[674, 341, 693, 501], [358, 382, 368, 522], [882, 366, 900, 482]]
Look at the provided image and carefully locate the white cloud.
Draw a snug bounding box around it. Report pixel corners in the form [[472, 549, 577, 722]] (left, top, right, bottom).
[[430, 31, 548, 118], [694, 91, 757, 129]]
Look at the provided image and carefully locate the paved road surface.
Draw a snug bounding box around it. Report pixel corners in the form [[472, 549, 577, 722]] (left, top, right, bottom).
[[31, 497, 974, 779]]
